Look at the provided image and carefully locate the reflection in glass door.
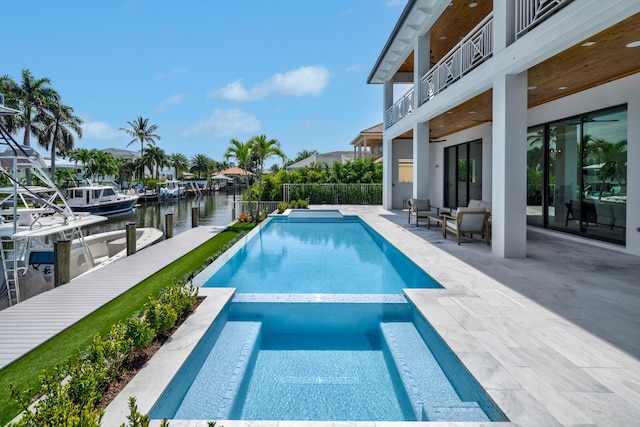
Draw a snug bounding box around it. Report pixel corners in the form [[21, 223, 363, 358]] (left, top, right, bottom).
[[526, 105, 627, 244]]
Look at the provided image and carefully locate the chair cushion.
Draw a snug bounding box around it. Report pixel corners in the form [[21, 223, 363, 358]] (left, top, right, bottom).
[[457, 206, 486, 215], [409, 198, 431, 211]]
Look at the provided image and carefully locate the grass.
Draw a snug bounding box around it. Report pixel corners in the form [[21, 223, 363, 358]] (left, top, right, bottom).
[[0, 222, 255, 426]]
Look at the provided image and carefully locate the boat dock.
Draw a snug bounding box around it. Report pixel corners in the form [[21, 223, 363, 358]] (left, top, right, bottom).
[[0, 224, 229, 370]]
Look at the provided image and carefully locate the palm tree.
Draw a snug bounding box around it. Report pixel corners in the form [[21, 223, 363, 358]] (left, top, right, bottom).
[[34, 101, 83, 179], [250, 134, 285, 219], [69, 148, 92, 182], [224, 138, 252, 192], [143, 145, 167, 179], [119, 116, 161, 177], [5, 70, 60, 184], [114, 157, 136, 188], [168, 153, 189, 180], [190, 154, 214, 179]]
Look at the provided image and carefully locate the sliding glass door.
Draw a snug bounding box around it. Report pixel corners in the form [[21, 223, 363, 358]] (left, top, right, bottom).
[[444, 140, 482, 208], [526, 105, 627, 244]]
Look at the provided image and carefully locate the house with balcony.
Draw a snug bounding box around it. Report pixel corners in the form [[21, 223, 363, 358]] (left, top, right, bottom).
[[351, 123, 384, 160], [368, 0, 640, 257]]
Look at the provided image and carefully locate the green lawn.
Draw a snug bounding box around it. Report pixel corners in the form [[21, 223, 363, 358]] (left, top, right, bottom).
[[0, 222, 255, 426]]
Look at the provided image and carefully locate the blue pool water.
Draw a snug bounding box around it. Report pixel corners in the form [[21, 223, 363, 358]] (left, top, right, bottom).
[[202, 214, 441, 293], [150, 301, 507, 422]]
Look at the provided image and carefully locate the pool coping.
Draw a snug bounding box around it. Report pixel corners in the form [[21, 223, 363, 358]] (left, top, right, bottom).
[[103, 207, 640, 426]]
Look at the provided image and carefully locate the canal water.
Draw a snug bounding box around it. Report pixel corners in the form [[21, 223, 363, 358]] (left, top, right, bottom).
[[83, 193, 236, 240]]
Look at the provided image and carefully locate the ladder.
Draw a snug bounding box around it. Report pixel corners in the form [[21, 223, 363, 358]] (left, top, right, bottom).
[[0, 236, 28, 306]]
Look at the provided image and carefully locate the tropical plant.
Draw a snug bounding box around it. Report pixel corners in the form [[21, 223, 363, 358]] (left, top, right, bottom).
[[250, 134, 285, 219], [2, 69, 60, 184], [119, 117, 161, 177], [190, 153, 214, 179], [143, 145, 167, 179], [34, 101, 83, 179], [167, 153, 189, 180], [224, 138, 252, 190]]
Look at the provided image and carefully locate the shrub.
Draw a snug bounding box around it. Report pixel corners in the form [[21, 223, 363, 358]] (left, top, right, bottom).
[[124, 317, 155, 353], [144, 297, 178, 336], [277, 201, 288, 213], [296, 199, 309, 209]]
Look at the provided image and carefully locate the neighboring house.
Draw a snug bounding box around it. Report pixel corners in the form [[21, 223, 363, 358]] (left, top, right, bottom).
[[351, 123, 383, 160], [102, 148, 139, 161], [286, 151, 355, 171], [368, 0, 639, 257], [217, 167, 254, 187]]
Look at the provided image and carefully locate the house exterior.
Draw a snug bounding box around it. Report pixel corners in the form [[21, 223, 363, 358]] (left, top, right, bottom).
[[351, 123, 383, 160], [285, 151, 355, 171], [368, 0, 640, 257]]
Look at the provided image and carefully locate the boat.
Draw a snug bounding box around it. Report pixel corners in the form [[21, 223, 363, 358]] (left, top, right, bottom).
[[0, 100, 163, 309], [139, 188, 159, 202], [158, 180, 185, 200], [65, 183, 139, 215]]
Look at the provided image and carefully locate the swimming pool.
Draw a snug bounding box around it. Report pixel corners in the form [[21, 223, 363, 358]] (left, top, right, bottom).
[[150, 300, 507, 422], [201, 212, 441, 293]]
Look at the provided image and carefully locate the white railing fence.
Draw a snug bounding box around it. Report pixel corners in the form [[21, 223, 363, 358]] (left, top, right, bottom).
[[386, 87, 414, 129], [515, 0, 572, 39], [232, 201, 281, 219], [420, 13, 493, 106]]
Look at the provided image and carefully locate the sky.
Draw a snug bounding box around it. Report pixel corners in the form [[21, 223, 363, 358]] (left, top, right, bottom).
[[2, 0, 407, 166]]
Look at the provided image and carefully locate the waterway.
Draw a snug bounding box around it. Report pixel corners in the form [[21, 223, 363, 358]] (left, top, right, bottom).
[[83, 192, 236, 240]]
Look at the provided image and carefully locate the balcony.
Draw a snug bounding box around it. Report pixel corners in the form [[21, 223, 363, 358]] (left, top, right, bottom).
[[383, 0, 574, 130]]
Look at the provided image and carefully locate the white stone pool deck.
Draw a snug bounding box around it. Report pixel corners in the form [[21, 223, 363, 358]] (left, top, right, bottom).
[[103, 206, 640, 427]]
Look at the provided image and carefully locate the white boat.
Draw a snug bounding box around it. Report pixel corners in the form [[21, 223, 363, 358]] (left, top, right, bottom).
[[65, 184, 139, 215], [0, 102, 163, 309], [159, 180, 185, 200]]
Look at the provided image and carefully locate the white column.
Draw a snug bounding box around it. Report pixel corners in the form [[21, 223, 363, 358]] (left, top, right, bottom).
[[382, 136, 393, 209], [414, 32, 430, 111], [413, 121, 430, 200], [492, 0, 515, 53], [492, 71, 528, 258], [626, 95, 640, 255], [383, 81, 393, 129]]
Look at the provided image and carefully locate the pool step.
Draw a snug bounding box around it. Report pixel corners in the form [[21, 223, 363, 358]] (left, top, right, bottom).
[[174, 321, 261, 420], [380, 322, 488, 422], [423, 401, 488, 422]]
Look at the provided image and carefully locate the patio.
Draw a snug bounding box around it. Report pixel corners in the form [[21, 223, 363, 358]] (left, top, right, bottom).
[[105, 205, 640, 426]]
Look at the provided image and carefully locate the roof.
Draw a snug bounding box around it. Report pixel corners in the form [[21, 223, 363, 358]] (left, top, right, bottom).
[[101, 148, 139, 159], [350, 123, 383, 146], [218, 167, 254, 176], [286, 151, 355, 171]]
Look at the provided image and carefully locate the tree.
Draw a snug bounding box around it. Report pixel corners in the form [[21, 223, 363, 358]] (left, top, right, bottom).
[[190, 154, 214, 179], [4, 70, 60, 185], [143, 145, 167, 179], [224, 138, 252, 191], [34, 101, 83, 179], [167, 153, 189, 180], [119, 117, 161, 178], [250, 134, 285, 219]]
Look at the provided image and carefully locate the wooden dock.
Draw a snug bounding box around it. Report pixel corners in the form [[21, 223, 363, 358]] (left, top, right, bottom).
[[0, 225, 228, 370]]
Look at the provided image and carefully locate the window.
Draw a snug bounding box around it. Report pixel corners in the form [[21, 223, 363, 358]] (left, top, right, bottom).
[[398, 159, 413, 182]]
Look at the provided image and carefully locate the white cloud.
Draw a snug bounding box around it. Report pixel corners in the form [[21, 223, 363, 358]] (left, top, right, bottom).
[[154, 66, 189, 79], [81, 120, 121, 140], [386, 0, 406, 6], [153, 94, 186, 113], [211, 66, 330, 101], [181, 108, 260, 138], [346, 64, 362, 73]]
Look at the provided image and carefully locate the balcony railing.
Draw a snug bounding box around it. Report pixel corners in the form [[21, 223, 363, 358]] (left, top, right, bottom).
[[421, 13, 493, 106], [515, 0, 573, 39], [385, 87, 414, 129]]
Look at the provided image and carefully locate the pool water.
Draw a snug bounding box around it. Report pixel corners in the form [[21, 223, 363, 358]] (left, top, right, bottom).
[[202, 214, 441, 293], [150, 301, 506, 422]]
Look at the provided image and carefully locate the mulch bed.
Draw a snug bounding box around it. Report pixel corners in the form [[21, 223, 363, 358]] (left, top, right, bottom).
[[96, 296, 205, 410]]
